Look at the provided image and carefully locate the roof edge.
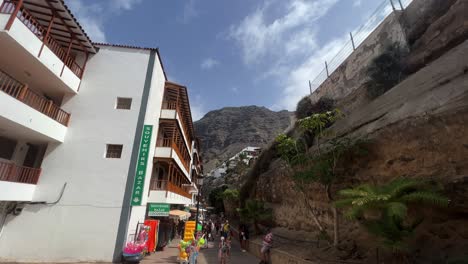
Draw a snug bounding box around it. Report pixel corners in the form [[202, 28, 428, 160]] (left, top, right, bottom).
[[93, 43, 167, 81]]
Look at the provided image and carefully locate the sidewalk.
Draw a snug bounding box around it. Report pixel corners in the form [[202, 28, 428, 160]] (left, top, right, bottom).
[[141, 234, 259, 264], [141, 240, 179, 264], [197, 234, 259, 264]]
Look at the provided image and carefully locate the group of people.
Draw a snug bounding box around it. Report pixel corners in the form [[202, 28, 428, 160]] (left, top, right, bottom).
[[177, 216, 273, 264]]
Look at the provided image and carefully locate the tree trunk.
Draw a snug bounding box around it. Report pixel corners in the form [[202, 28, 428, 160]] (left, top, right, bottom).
[[299, 186, 324, 231], [333, 207, 338, 247], [326, 185, 339, 247]]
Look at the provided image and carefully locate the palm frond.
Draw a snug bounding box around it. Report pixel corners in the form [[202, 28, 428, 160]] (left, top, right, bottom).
[[386, 202, 407, 220], [401, 191, 449, 206], [385, 178, 422, 198], [334, 198, 356, 208], [344, 206, 364, 220]]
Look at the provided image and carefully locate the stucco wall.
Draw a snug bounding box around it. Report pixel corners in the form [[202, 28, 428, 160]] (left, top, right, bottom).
[[0, 91, 67, 142], [0, 47, 153, 262]]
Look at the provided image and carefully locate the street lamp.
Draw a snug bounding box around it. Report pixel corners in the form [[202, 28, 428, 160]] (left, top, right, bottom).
[[195, 177, 204, 226]]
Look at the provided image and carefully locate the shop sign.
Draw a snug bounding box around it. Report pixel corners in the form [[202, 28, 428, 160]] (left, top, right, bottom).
[[148, 203, 170, 217], [131, 125, 153, 206]]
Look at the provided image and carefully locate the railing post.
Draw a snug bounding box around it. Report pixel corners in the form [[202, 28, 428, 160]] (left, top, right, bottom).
[[5, 0, 23, 31], [60, 39, 73, 77], [389, 0, 396, 11], [65, 114, 71, 127], [18, 84, 28, 100], [397, 0, 404, 10], [45, 100, 53, 115], [38, 14, 55, 58], [350, 32, 356, 50], [325, 61, 330, 77]]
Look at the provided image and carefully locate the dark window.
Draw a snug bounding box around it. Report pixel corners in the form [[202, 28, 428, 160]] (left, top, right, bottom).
[[106, 144, 123, 158], [116, 97, 132, 110]]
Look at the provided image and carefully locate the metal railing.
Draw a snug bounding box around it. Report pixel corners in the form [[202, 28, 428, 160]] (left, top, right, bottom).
[[0, 0, 84, 78], [308, 0, 413, 93], [0, 69, 71, 126], [0, 160, 41, 184]]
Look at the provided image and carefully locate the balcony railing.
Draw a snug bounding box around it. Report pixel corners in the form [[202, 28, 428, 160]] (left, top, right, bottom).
[[162, 100, 192, 147], [156, 137, 191, 172], [149, 180, 167, 191], [167, 182, 192, 199], [0, 1, 84, 78], [0, 160, 41, 184], [0, 69, 71, 126], [149, 180, 191, 199]]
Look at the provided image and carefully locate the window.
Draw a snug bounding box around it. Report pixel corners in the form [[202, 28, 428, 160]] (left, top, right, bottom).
[[106, 144, 123, 158], [116, 97, 132, 110]]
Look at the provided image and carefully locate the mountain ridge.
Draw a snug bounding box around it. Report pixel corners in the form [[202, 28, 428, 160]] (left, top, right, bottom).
[[194, 105, 293, 172]]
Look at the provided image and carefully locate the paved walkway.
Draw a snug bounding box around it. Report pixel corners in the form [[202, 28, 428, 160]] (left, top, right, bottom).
[[141, 234, 259, 264]]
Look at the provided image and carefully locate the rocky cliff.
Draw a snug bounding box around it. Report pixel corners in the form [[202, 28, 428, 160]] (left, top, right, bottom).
[[240, 0, 468, 262], [194, 106, 292, 172]]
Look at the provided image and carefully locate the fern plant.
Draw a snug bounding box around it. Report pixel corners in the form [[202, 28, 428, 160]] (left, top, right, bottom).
[[335, 178, 449, 251]]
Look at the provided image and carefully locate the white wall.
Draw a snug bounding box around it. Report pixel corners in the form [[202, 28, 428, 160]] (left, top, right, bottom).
[[0, 47, 152, 262], [0, 91, 67, 142], [0, 181, 35, 201], [0, 14, 79, 92], [126, 50, 166, 242]]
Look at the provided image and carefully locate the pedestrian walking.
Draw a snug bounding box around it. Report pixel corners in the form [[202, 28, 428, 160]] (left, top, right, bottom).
[[260, 228, 273, 264], [239, 223, 250, 252], [218, 236, 229, 264]]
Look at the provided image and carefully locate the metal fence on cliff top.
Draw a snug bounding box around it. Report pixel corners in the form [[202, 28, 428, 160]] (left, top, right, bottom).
[[308, 0, 413, 94]]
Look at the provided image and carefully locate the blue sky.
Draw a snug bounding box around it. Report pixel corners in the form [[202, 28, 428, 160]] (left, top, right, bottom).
[[66, 0, 401, 120]]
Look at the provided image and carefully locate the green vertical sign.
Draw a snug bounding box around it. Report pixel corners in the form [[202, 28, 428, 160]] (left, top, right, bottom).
[[131, 125, 153, 206]]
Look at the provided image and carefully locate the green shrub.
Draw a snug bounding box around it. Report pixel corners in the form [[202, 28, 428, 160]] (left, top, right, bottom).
[[335, 178, 449, 252], [296, 96, 335, 119], [366, 43, 407, 98], [222, 188, 239, 201]]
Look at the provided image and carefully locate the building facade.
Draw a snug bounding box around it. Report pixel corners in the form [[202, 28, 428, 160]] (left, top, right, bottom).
[[0, 0, 202, 262]]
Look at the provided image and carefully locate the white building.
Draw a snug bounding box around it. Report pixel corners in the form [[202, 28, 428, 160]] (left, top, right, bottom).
[[209, 146, 261, 178], [0, 0, 202, 262]]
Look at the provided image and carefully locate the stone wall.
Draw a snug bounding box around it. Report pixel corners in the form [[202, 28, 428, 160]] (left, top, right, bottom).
[[309, 11, 408, 113]]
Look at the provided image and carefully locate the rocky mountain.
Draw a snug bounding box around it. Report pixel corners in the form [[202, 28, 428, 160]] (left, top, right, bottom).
[[194, 106, 293, 173]]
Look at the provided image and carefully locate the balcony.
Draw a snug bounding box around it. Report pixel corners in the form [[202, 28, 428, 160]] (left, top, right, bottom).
[[0, 160, 39, 201], [148, 160, 192, 205], [161, 82, 194, 148], [0, 69, 70, 126], [155, 120, 191, 177], [0, 0, 96, 93], [0, 159, 41, 184]]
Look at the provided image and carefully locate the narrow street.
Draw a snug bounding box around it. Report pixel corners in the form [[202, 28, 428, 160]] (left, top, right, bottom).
[[142, 234, 259, 264]]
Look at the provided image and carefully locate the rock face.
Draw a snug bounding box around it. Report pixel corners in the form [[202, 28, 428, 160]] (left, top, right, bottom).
[[194, 106, 292, 172], [240, 0, 468, 262]]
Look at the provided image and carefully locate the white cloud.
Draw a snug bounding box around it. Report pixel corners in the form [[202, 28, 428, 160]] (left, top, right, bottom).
[[229, 0, 340, 110], [66, 0, 143, 42], [190, 95, 206, 121], [231, 87, 239, 94], [200, 58, 220, 70], [181, 0, 198, 23], [230, 0, 396, 111], [353, 0, 362, 7], [229, 0, 339, 65]]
